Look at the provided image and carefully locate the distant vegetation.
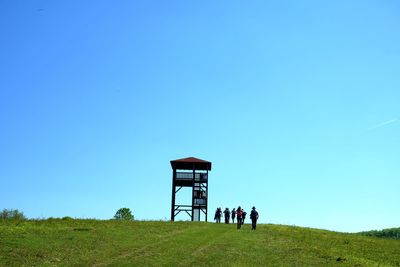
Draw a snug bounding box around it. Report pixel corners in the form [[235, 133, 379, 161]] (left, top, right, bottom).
[[1, 219, 400, 266], [113, 207, 134, 221], [0, 209, 26, 220], [359, 227, 400, 240]]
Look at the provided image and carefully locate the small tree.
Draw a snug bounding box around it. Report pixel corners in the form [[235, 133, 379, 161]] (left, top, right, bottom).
[[114, 208, 134, 221]]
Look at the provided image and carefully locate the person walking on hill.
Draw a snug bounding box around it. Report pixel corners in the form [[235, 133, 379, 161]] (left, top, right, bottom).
[[214, 208, 222, 223], [236, 206, 243, 229], [242, 210, 247, 225], [250, 206, 259, 230], [231, 208, 236, 223], [224, 208, 230, 224]]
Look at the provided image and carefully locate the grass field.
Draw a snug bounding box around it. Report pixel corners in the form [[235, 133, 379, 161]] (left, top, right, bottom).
[[1, 219, 399, 266]]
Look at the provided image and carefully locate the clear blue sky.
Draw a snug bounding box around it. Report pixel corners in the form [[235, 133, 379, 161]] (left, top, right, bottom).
[[1, 1, 399, 232]]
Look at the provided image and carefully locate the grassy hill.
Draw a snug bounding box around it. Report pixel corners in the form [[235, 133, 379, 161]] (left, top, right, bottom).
[[1, 219, 399, 266]]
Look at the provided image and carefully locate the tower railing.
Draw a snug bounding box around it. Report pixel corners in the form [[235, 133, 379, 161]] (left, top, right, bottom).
[[176, 172, 208, 181]]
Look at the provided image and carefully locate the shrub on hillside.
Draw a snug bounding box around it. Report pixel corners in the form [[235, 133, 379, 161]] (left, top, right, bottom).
[[359, 228, 400, 239], [114, 208, 134, 221], [0, 209, 26, 220]]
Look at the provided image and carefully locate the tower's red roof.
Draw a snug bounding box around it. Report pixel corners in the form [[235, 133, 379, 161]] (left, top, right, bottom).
[[172, 157, 210, 163], [170, 157, 212, 170]]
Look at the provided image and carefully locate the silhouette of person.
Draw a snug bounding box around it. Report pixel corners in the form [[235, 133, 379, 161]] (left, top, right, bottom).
[[231, 208, 236, 223], [214, 208, 222, 223], [250, 206, 259, 230], [242, 210, 247, 225], [224, 208, 230, 224], [236, 206, 243, 229]]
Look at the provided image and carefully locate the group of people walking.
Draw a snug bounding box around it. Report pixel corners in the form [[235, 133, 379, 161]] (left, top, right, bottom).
[[214, 206, 259, 230]]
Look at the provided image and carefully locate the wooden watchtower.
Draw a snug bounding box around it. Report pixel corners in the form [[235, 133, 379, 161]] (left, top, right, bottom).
[[170, 157, 212, 222]]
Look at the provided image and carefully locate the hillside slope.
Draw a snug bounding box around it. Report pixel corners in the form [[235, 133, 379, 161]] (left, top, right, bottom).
[[1, 219, 399, 266]]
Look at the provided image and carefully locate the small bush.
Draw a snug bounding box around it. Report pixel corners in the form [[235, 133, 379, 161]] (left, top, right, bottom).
[[0, 209, 26, 220]]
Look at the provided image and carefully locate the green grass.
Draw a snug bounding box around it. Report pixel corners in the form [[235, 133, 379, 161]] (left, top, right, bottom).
[[1, 219, 399, 266]]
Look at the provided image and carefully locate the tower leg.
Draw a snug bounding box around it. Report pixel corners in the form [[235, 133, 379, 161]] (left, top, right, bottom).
[[171, 169, 176, 221]]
